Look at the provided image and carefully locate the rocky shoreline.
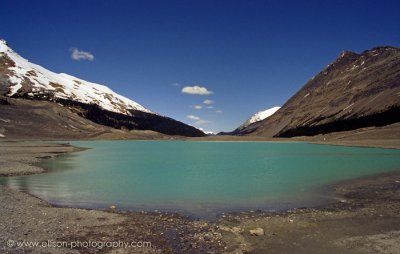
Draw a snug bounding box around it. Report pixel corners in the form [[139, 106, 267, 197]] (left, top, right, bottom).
[[1, 141, 400, 253]]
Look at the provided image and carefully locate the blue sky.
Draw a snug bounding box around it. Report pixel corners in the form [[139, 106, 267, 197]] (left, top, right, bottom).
[[1, 0, 399, 133]]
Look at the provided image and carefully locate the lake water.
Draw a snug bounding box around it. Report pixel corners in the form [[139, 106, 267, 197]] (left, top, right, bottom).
[[1, 141, 400, 219]]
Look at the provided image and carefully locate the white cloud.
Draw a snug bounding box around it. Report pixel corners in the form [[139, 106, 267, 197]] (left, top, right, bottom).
[[171, 82, 180, 87], [187, 115, 211, 125], [187, 115, 200, 121], [70, 48, 95, 61], [193, 105, 203, 109], [203, 99, 214, 105], [195, 119, 211, 125], [182, 86, 213, 95], [207, 106, 214, 109], [215, 110, 223, 113]]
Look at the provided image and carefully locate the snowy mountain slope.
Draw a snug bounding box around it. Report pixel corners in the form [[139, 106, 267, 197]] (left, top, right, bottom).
[[0, 40, 205, 137], [240, 106, 281, 129], [218, 106, 280, 135], [0, 39, 152, 115]]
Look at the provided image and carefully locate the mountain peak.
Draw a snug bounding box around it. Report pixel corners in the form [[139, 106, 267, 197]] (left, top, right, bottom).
[[0, 39, 154, 115], [240, 106, 281, 129], [323, 50, 359, 71], [339, 50, 358, 59]]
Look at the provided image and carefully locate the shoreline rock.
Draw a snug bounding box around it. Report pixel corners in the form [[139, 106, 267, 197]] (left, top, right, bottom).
[[249, 228, 264, 236]]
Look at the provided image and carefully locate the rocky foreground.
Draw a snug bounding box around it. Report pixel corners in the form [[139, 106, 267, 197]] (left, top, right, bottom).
[[0, 141, 400, 254]]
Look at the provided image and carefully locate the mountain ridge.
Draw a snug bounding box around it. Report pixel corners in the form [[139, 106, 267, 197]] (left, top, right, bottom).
[[0, 39, 152, 115], [234, 46, 400, 137], [0, 39, 205, 137], [220, 106, 281, 135]]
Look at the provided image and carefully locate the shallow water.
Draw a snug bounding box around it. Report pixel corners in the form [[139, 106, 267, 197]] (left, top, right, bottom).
[[1, 141, 400, 219]]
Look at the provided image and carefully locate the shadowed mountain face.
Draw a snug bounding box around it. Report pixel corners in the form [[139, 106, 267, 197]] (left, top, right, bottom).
[[236, 46, 400, 137], [0, 40, 205, 138], [0, 97, 195, 139]]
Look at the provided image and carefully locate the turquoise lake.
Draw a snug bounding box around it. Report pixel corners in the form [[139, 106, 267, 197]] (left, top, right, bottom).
[[1, 141, 400, 219]]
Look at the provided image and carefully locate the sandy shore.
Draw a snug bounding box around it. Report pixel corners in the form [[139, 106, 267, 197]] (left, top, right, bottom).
[[1, 141, 400, 254]]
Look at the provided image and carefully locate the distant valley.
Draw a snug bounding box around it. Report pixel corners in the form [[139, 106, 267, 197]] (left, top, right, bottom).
[[1, 40, 399, 141]]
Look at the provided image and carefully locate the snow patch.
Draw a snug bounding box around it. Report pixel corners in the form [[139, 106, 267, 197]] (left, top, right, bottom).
[[198, 128, 214, 135], [0, 118, 11, 123], [0, 133, 5, 138], [241, 106, 281, 128], [0, 39, 9, 53], [343, 103, 354, 111], [350, 64, 359, 71]]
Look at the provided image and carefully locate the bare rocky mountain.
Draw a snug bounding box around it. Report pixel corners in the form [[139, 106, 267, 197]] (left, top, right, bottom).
[[235, 46, 400, 137], [0, 40, 204, 138]]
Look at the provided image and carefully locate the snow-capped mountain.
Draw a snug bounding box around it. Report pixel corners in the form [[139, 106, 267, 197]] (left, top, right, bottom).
[[240, 106, 281, 128], [198, 128, 215, 135], [0, 39, 152, 115], [218, 106, 280, 136], [0, 39, 205, 137]]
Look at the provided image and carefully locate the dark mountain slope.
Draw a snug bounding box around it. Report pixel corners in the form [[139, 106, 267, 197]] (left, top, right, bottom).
[[237, 46, 400, 137], [0, 96, 183, 140]]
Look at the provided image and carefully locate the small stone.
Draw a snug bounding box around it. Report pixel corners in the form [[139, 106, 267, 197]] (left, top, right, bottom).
[[110, 205, 116, 209], [249, 227, 264, 236], [232, 226, 241, 233]]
